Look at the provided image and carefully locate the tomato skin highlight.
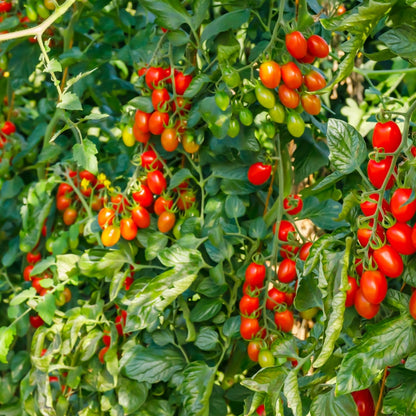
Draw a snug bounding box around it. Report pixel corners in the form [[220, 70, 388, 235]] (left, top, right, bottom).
[[360, 270, 388, 304], [373, 244, 403, 278], [390, 188, 416, 223], [386, 222, 416, 255], [372, 120, 402, 153], [259, 60, 281, 89], [354, 288, 380, 319], [278, 84, 300, 109], [247, 162, 272, 185]]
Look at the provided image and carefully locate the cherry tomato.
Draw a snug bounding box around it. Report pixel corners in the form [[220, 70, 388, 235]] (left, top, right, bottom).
[[141, 150, 163, 170], [145, 66, 164, 90], [26, 252, 41, 265], [266, 287, 286, 310], [280, 244, 299, 259], [412, 223, 416, 250], [23, 264, 34, 281], [373, 244, 403, 278], [245, 262, 266, 288], [134, 110, 151, 133], [274, 220, 295, 241], [247, 162, 272, 185], [277, 258, 297, 283], [98, 346, 109, 364], [158, 211, 176, 233], [390, 188, 416, 223], [57, 183, 73, 198], [337, 4, 347, 15], [174, 71, 193, 95], [177, 190, 196, 211], [256, 404, 266, 416], [269, 103, 285, 123], [122, 125, 135, 147], [173, 96, 191, 114], [360, 193, 390, 220], [215, 90, 230, 111], [160, 127, 179, 152], [360, 270, 387, 304], [287, 112, 305, 137], [278, 84, 300, 109], [274, 309, 294, 332], [101, 225, 121, 247], [30, 315, 44, 329], [299, 242, 312, 261], [351, 389, 375, 416], [132, 184, 153, 207], [239, 108, 254, 126], [259, 60, 281, 89], [255, 84, 276, 109], [79, 170, 97, 186], [409, 291, 416, 320], [301, 94, 321, 115], [182, 132, 200, 153], [247, 340, 262, 362], [44, 0, 55, 10], [367, 157, 395, 189], [131, 205, 151, 229], [120, 217, 138, 240], [307, 34, 329, 58], [133, 123, 150, 143], [304, 70, 326, 92], [240, 317, 260, 340], [152, 87, 170, 111], [386, 222, 416, 255], [222, 66, 241, 89], [258, 349, 275, 368], [148, 111, 169, 135], [357, 221, 385, 248], [283, 194, 303, 215], [227, 118, 240, 138], [63, 207, 77, 226], [56, 195, 72, 212], [154, 196, 174, 216], [111, 194, 129, 214], [355, 258, 364, 277], [285, 31, 307, 59], [147, 170, 167, 195], [298, 51, 315, 64], [239, 294, 260, 317], [115, 314, 125, 336], [372, 120, 401, 153], [345, 276, 358, 307], [98, 207, 115, 229], [32, 277, 44, 293], [281, 62, 303, 90], [1, 121, 15, 135], [354, 288, 380, 319]]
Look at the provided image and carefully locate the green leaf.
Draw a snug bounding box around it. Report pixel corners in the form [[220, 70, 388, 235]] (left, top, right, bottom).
[[383, 368, 416, 415], [326, 119, 367, 175], [57, 92, 83, 111], [178, 361, 216, 416], [158, 245, 205, 269], [168, 168, 195, 190], [225, 195, 246, 218], [79, 248, 130, 278], [247, 217, 268, 239], [11, 351, 31, 384], [241, 367, 286, 393], [199, 96, 231, 139], [183, 74, 211, 98], [0, 326, 16, 364], [140, 0, 191, 30], [35, 293, 56, 325], [192, 0, 210, 28], [122, 345, 185, 384], [336, 315, 416, 395], [283, 371, 302, 416], [135, 399, 174, 416], [118, 378, 148, 414], [73, 139, 98, 175], [145, 232, 169, 261], [195, 327, 219, 351], [128, 96, 153, 113], [190, 298, 223, 322], [201, 9, 250, 43], [56, 254, 79, 282], [10, 288, 36, 306], [379, 25, 416, 62], [45, 58, 62, 73], [0, 176, 24, 200], [402, 256, 416, 287], [310, 388, 358, 416], [294, 273, 324, 311]]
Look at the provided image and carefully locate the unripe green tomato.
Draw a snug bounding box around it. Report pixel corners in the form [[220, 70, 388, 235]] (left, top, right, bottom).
[[287, 112, 305, 138], [215, 90, 230, 111], [0, 55, 7, 71], [36, 2, 50, 19], [45, 237, 54, 253], [25, 149, 38, 164], [173, 217, 185, 240], [122, 125, 135, 147], [263, 121, 276, 139], [255, 84, 276, 109], [299, 307, 319, 320], [243, 91, 256, 105], [26, 5, 38, 22], [269, 103, 286, 124], [69, 237, 79, 250], [43, 0, 56, 11], [227, 118, 240, 138], [258, 350, 275, 368], [239, 108, 253, 126], [55, 291, 67, 307], [222, 67, 241, 89]]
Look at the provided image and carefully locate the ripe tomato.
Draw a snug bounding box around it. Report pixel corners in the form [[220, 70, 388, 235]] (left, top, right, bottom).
[[154, 195, 174, 216], [304, 70, 326, 91], [351, 389, 375, 416], [386, 222, 416, 255], [281, 62, 303, 90], [147, 170, 167, 195], [182, 132, 200, 153], [63, 207, 77, 226], [255, 84, 276, 109], [277, 258, 297, 283], [133, 122, 150, 143], [148, 111, 169, 135], [360, 193, 390, 220], [412, 223, 416, 250], [23, 264, 34, 281], [274, 309, 294, 332], [177, 190, 196, 211], [274, 220, 295, 241], [299, 242, 312, 261], [372, 120, 401, 153], [240, 317, 260, 340], [57, 182, 73, 197], [145, 66, 164, 90], [280, 244, 299, 259], [287, 112, 305, 137], [152, 87, 170, 111], [357, 221, 385, 248], [30, 315, 44, 329], [141, 150, 163, 170], [360, 270, 387, 304], [174, 71, 193, 95], [98, 346, 109, 364], [26, 251, 42, 265], [299, 51, 315, 64], [301, 94, 321, 115], [111, 194, 129, 214], [245, 262, 266, 288], [337, 4, 347, 15], [56, 194, 72, 212], [285, 31, 307, 59], [98, 207, 115, 229], [32, 277, 44, 293], [247, 162, 272, 186], [373, 244, 403, 278], [345, 276, 358, 307], [269, 103, 286, 124], [390, 188, 416, 223], [158, 211, 176, 233], [247, 340, 262, 362], [409, 291, 416, 320], [307, 34, 329, 58], [278, 84, 300, 109], [115, 314, 125, 336], [259, 60, 281, 89], [1, 121, 15, 135], [101, 225, 121, 247], [239, 294, 260, 317], [258, 349, 275, 368], [266, 287, 286, 310], [132, 184, 153, 207], [283, 194, 303, 215], [161, 128, 179, 152], [135, 110, 151, 133], [173, 96, 191, 114], [131, 205, 151, 229], [120, 217, 138, 240], [367, 157, 395, 189], [256, 404, 266, 416], [79, 170, 97, 185], [354, 288, 380, 319]]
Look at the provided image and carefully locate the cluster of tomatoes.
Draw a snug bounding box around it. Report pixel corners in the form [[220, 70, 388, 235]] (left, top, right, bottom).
[[122, 65, 200, 154], [238, 195, 314, 368], [345, 120, 416, 319]]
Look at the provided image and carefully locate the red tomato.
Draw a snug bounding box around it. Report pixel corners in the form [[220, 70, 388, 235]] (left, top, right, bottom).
[[304, 70, 326, 91], [145, 66, 164, 90], [242, 281, 261, 297], [1, 121, 16, 135], [247, 340, 262, 362], [274, 220, 295, 241], [285, 31, 307, 59], [30, 315, 44, 329], [161, 127, 179, 152], [240, 317, 260, 340], [239, 294, 260, 317], [63, 207, 77, 226], [280, 244, 299, 259], [360, 193, 390, 221], [177, 190, 196, 211], [98, 346, 109, 364], [111, 194, 129, 214], [147, 170, 167, 195], [256, 404, 266, 416], [141, 150, 163, 170], [148, 111, 169, 135], [307, 34, 329, 58], [174, 71, 193, 95], [283, 194, 303, 215], [133, 122, 150, 143], [154, 195, 174, 216], [32, 277, 44, 293], [98, 207, 115, 229], [281, 62, 303, 89], [245, 262, 266, 288], [134, 110, 151, 133], [277, 258, 297, 283], [274, 309, 294, 332], [26, 252, 42, 265], [357, 221, 385, 248], [79, 170, 97, 185], [247, 162, 272, 185], [285, 291, 295, 306], [299, 242, 312, 261], [373, 244, 403, 278], [298, 51, 315, 64], [115, 314, 125, 336], [301, 94, 321, 115], [351, 389, 375, 416], [360, 270, 387, 304], [131, 205, 151, 229], [355, 258, 364, 276], [390, 188, 416, 223], [367, 157, 395, 189], [101, 225, 121, 247], [278, 84, 300, 109], [266, 287, 286, 310], [354, 288, 380, 319], [132, 184, 153, 207], [56, 194, 72, 211], [409, 291, 416, 320], [124, 275, 134, 291], [120, 217, 138, 240], [386, 222, 416, 255], [152, 87, 170, 111], [412, 223, 416, 249], [372, 120, 401, 153], [157, 211, 176, 233], [345, 276, 358, 307], [57, 182, 73, 197], [259, 61, 281, 89], [23, 264, 34, 281]]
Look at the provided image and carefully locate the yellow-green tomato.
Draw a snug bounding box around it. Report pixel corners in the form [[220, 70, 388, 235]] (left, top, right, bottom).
[[258, 349, 275, 368], [269, 103, 286, 124], [287, 111, 305, 138], [227, 118, 240, 138], [122, 125, 135, 147], [255, 84, 276, 109]]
